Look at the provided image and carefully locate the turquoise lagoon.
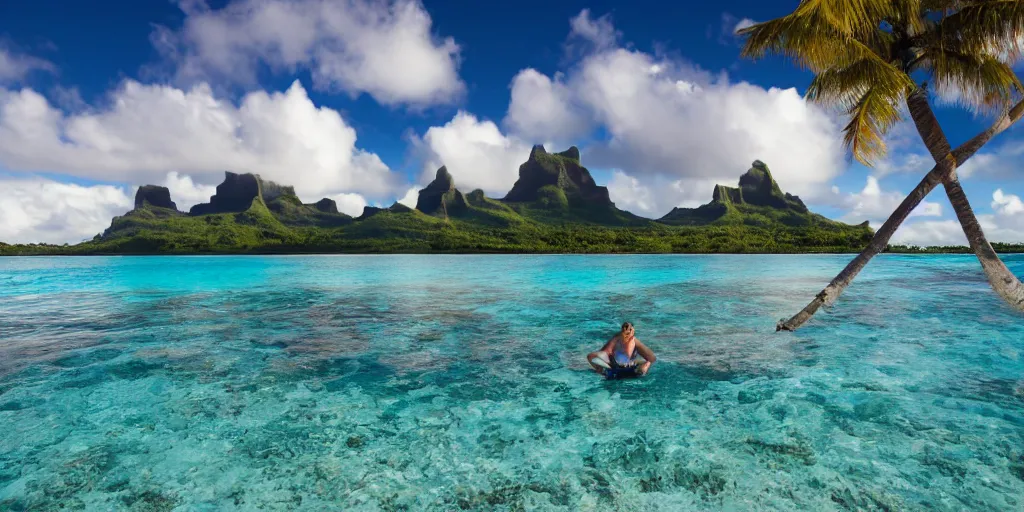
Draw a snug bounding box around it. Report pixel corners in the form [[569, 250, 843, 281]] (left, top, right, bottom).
[[0, 255, 1022, 511]]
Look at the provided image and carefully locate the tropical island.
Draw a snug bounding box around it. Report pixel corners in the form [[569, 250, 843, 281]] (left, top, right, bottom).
[[1, 145, 1021, 255]]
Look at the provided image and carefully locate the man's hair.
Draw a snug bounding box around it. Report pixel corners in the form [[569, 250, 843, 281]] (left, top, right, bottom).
[[621, 322, 633, 330]]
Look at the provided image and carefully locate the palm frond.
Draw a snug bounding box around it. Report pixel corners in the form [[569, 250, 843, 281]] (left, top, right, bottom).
[[930, 46, 1022, 100], [843, 86, 907, 166], [937, 0, 1024, 57], [807, 57, 917, 109], [738, 13, 839, 67], [921, 0, 969, 10], [891, 0, 930, 35], [793, 0, 904, 36], [739, 0, 1024, 165], [740, 15, 900, 73]]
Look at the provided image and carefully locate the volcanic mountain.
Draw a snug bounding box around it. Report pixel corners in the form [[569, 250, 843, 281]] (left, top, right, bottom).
[[22, 146, 872, 255]]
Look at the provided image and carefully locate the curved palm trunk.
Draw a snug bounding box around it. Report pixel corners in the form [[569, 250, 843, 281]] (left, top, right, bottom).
[[776, 166, 946, 331], [777, 96, 1024, 331], [907, 90, 1024, 312], [943, 174, 1024, 308]]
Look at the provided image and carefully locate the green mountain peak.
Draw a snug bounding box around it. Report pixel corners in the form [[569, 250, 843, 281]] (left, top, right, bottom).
[[357, 202, 413, 221], [134, 185, 177, 211], [504, 144, 611, 207], [416, 166, 468, 215], [556, 146, 581, 162], [9, 154, 875, 255], [661, 160, 826, 227]]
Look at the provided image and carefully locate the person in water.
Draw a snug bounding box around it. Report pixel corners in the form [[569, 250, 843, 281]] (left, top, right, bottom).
[[586, 322, 656, 376]]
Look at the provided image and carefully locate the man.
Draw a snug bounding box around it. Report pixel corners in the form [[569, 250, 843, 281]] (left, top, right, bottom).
[[586, 322, 656, 377]]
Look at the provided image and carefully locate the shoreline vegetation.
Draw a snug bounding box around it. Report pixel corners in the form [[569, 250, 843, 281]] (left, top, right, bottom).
[[4, 242, 1023, 257], [2, 146, 1021, 257]]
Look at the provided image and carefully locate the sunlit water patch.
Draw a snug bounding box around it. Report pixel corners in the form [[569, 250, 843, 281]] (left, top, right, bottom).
[[1, 254, 1022, 511]]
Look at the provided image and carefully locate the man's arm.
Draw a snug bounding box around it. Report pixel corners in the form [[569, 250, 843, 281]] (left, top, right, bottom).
[[634, 339, 656, 374], [586, 337, 618, 373], [599, 336, 617, 355]]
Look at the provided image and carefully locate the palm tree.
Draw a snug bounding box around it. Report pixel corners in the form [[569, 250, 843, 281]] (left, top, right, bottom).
[[738, 0, 1024, 330]]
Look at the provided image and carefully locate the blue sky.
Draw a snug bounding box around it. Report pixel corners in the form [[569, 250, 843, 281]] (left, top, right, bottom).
[[0, 0, 1022, 244]]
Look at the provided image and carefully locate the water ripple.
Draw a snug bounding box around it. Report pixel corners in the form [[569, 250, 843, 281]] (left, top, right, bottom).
[[0, 254, 1021, 511]]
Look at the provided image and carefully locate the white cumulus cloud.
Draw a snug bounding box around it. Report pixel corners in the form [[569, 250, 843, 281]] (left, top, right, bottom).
[[0, 176, 132, 244], [993, 188, 1024, 215], [415, 10, 849, 215], [504, 69, 591, 145], [568, 9, 620, 50], [0, 169, 375, 242], [161, 171, 216, 211], [499, 12, 847, 210], [573, 49, 845, 195], [606, 170, 721, 218], [412, 111, 533, 196], [330, 192, 369, 217], [836, 176, 943, 226], [892, 189, 1024, 246], [396, 187, 420, 208], [891, 219, 966, 246], [152, 0, 464, 106], [0, 80, 401, 200]]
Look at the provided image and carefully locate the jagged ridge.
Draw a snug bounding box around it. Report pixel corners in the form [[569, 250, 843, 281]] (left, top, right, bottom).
[[135, 185, 177, 211], [357, 202, 413, 221], [416, 166, 468, 216], [504, 145, 612, 207], [76, 150, 874, 254], [398, 146, 641, 226], [659, 160, 833, 227]]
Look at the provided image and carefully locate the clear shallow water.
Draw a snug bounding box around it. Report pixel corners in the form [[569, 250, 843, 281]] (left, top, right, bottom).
[[0, 254, 1022, 511]]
